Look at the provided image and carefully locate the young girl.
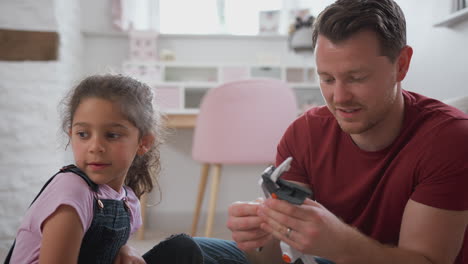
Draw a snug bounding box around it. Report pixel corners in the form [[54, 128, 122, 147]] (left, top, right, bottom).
[[6, 74, 203, 264]]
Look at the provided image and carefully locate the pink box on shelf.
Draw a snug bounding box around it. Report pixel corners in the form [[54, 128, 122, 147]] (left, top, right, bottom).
[[221, 67, 249, 82], [153, 85, 180, 110], [129, 30, 159, 61]]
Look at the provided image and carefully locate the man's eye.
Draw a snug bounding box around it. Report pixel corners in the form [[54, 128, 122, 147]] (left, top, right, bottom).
[[350, 76, 367, 82], [321, 78, 334, 84]]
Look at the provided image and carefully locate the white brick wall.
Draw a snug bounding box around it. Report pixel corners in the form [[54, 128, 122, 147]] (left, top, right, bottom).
[[0, 0, 57, 31], [0, 0, 82, 258]]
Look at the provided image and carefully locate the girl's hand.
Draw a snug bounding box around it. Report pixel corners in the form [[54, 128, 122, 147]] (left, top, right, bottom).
[[113, 244, 146, 264]]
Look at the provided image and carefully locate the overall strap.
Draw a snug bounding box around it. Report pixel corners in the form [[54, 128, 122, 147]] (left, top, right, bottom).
[[3, 165, 98, 264], [60, 165, 99, 192]]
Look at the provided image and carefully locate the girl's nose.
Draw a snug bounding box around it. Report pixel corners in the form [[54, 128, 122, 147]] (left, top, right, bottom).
[[89, 136, 105, 153]]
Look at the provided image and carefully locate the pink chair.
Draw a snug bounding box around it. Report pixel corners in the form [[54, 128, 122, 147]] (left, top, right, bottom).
[[191, 79, 298, 237]]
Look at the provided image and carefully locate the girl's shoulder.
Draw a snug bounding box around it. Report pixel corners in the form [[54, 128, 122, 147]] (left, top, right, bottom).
[[55, 170, 93, 185], [48, 171, 96, 199], [26, 172, 96, 230], [12, 172, 96, 263]]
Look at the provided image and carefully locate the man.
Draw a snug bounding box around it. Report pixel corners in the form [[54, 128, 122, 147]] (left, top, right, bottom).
[[195, 0, 468, 263]]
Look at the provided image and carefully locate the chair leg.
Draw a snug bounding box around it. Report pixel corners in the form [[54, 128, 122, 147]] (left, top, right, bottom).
[[137, 193, 148, 240], [205, 164, 222, 237], [191, 163, 210, 237]]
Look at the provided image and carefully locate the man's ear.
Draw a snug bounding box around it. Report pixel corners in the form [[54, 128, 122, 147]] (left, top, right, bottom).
[[137, 133, 155, 155], [396, 45, 413, 82]]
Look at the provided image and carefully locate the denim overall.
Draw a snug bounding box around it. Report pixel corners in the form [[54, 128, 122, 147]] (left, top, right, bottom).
[[4, 165, 130, 264]]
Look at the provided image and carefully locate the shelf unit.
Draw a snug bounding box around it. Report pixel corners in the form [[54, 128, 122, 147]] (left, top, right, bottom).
[[122, 61, 323, 113], [434, 7, 468, 27]]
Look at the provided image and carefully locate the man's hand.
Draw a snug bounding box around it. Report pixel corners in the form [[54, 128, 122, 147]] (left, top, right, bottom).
[[113, 244, 146, 264], [226, 199, 272, 251], [258, 197, 468, 264], [258, 198, 349, 260]]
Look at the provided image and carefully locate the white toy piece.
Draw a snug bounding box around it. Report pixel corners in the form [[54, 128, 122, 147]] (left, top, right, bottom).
[[280, 241, 318, 264]]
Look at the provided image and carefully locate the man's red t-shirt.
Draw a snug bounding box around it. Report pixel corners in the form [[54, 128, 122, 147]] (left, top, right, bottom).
[[277, 90, 468, 263]]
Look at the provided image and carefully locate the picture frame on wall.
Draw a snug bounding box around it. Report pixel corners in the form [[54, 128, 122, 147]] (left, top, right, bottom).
[[259, 10, 280, 35]]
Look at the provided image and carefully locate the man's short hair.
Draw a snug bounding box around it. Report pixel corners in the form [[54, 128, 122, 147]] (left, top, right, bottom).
[[312, 0, 407, 62]]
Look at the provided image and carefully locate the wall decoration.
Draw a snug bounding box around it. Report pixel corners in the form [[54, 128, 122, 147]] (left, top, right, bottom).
[[259, 10, 280, 35]]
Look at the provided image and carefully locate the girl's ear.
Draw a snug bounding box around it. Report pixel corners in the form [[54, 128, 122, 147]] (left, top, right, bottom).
[[138, 133, 155, 155]]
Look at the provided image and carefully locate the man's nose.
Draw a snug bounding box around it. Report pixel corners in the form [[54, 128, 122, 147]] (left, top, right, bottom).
[[333, 80, 353, 104]]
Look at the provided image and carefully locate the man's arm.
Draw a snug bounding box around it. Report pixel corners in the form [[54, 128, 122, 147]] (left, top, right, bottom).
[[397, 199, 467, 264], [335, 199, 467, 263]]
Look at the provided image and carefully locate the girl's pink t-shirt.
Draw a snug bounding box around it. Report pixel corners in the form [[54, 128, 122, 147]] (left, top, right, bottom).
[[10, 172, 142, 263]]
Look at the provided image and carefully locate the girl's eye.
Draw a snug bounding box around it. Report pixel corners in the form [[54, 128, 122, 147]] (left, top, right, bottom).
[[107, 133, 120, 139], [77, 132, 89, 138]]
